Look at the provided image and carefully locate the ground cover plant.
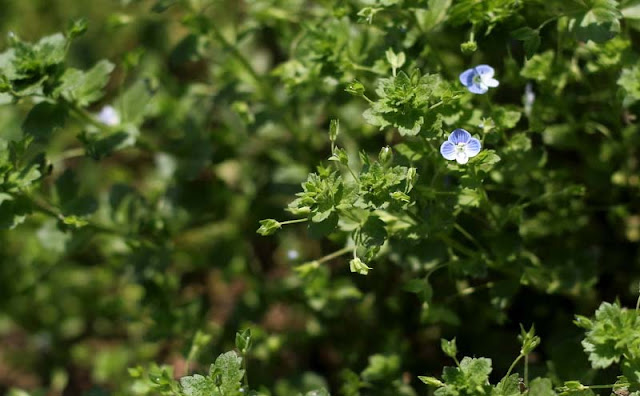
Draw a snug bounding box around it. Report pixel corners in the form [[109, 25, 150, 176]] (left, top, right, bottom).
[[1, 0, 640, 395]]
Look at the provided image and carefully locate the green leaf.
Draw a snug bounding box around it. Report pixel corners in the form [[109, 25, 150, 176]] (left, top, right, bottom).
[[528, 378, 556, 396], [119, 78, 156, 126], [579, 301, 640, 369], [360, 215, 387, 249], [180, 374, 216, 396], [511, 27, 541, 59], [415, 0, 452, 31], [521, 51, 554, 82], [22, 102, 68, 141], [457, 188, 481, 208], [54, 169, 98, 217], [78, 126, 138, 159], [308, 211, 339, 238], [55, 60, 114, 107], [622, 358, 640, 383], [568, 0, 622, 43], [458, 357, 492, 389], [361, 355, 400, 382], [618, 65, 640, 107], [210, 351, 245, 395], [364, 71, 452, 136], [474, 150, 501, 173], [493, 374, 520, 396], [0, 194, 31, 229]]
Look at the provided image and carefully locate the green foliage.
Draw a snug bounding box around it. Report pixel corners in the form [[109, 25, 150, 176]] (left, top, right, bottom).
[[567, 0, 622, 43], [2, 0, 640, 395], [362, 71, 453, 136], [577, 301, 640, 370]]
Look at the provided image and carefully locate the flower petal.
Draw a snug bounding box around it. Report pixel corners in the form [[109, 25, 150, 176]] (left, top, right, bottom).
[[459, 68, 476, 87], [440, 141, 456, 160], [465, 138, 482, 158], [448, 128, 471, 144], [474, 64, 494, 78], [484, 77, 499, 88], [456, 151, 469, 164], [467, 83, 488, 94]]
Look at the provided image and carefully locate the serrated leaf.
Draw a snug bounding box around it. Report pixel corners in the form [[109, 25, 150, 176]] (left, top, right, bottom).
[[569, 0, 622, 43], [180, 374, 216, 396], [56, 60, 114, 107], [22, 102, 68, 141], [528, 378, 555, 396], [360, 215, 387, 249], [493, 374, 520, 396], [211, 351, 245, 395]]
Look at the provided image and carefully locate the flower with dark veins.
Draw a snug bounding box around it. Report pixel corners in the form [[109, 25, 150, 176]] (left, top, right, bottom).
[[440, 128, 482, 165], [459, 65, 499, 94]]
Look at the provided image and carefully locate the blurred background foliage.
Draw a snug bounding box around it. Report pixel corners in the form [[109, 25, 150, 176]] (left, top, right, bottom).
[[0, 0, 639, 395]]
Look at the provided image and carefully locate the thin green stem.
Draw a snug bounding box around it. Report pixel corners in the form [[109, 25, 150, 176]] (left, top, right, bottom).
[[315, 246, 353, 264], [344, 164, 359, 182], [587, 383, 630, 390], [453, 223, 484, 253], [50, 147, 85, 164], [524, 355, 529, 387], [504, 354, 524, 379], [65, 100, 114, 133], [438, 233, 477, 258], [280, 218, 308, 226], [242, 353, 249, 389], [362, 94, 374, 104], [429, 100, 444, 110]]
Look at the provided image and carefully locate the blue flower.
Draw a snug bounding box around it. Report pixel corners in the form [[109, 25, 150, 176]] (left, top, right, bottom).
[[459, 65, 499, 94], [440, 129, 481, 165], [96, 105, 120, 126]]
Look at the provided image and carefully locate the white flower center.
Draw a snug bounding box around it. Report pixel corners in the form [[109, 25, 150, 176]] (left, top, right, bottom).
[[456, 142, 467, 153]]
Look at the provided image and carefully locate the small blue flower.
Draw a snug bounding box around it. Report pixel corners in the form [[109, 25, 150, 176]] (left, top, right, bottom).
[[523, 83, 535, 116], [440, 129, 482, 165], [459, 65, 499, 94], [96, 105, 120, 126]]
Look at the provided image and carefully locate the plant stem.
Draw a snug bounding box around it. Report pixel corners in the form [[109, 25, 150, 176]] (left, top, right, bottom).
[[51, 147, 85, 164], [242, 353, 249, 389], [504, 354, 524, 379], [438, 233, 477, 258], [587, 383, 630, 389], [280, 218, 308, 226], [315, 246, 353, 264], [524, 354, 529, 386]]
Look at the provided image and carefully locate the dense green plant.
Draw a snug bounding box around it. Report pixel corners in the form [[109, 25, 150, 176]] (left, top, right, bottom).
[[1, 0, 640, 395]]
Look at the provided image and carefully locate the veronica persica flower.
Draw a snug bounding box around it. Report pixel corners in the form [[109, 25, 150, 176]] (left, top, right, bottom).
[[459, 65, 499, 94], [440, 129, 482, 165], [523, 83, 535, 116], [96, 105, 121, 126]]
